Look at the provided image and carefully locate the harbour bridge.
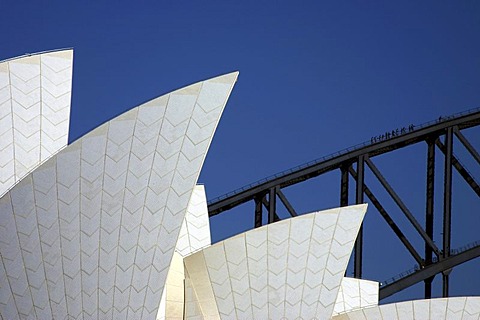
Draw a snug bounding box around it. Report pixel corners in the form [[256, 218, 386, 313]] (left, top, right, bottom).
[[207, 108, 480, 301]]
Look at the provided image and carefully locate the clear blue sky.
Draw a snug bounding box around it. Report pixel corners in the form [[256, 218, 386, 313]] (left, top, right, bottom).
[[2, 1, 479, 303]]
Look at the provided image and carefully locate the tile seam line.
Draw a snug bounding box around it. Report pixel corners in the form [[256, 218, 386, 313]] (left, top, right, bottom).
[[39, 53, 43, 177], [96, 120, 111, 320], [298, 214, 316, 318], [78, 124, 85, 320], [244, 230, 255, 319], [125, 92, 168, 319], [139, 81, 204, 319], [223, 238, 239, 319], [53, 142, 70, 319], [184, 192, 194, 258], [141, 77, 239, 318], [281, 216, 292, 318], [314, 209, 341, 318], [111, 108, 138, 318], [7, 61, 17, 199], [28, 172, 53, 316], [198, 248, 220, 318], [137, 92, 175, 320], [1, 193, 22, 318]]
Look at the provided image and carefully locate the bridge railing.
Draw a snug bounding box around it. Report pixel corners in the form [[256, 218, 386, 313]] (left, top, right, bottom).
[[380, 240, 480, 287], [208, 107, 480, 205]]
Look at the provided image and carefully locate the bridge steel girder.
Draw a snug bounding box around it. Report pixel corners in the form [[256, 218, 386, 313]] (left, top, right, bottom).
[[209, 110, 480, 216], [379, 244, 480, 300]]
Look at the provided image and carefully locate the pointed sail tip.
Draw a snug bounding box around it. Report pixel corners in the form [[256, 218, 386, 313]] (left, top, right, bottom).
[[209, 71, 239, 84]]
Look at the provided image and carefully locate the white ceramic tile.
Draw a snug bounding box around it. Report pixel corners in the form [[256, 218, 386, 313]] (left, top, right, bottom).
[[362, 305, 383, 319], [446, 296, 466, 318], [464, 297, 480, 319], [379, 302, 398, 319], [396, 300, 413, 320], [334, 278, 379, 315], [430, 298, 448, 319], [413, 299, 429, 319]]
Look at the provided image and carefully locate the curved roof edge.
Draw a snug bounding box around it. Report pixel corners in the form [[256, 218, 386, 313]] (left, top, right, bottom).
[[0, 48, 74, 64], [332, 296, 480, 319], [67, 70, 239, 147]]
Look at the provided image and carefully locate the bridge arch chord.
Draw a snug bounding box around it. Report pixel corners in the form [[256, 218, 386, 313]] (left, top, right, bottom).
[[208, 108, 480, 215], [380, 244, 480, 300]]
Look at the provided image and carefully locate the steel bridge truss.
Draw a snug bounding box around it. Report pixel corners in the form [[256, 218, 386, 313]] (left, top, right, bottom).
[[208, 109, 480, 300]]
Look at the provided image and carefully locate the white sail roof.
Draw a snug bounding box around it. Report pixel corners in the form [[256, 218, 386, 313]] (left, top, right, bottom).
[[0, 71, 238, 320], [184, 204, 367, 320]]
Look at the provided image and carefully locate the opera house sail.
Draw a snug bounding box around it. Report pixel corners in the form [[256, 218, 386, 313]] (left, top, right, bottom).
[[1, 49, 479, 320], [0, 49, 73, 197]]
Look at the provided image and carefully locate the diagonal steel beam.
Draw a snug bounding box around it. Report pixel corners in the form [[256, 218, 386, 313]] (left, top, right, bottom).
[[349, 166, 423, 265], [277, 189, 298, 217], [365, 157, 442, 257], [454, 126, 480, 166], [435, 138, 480, 197]]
